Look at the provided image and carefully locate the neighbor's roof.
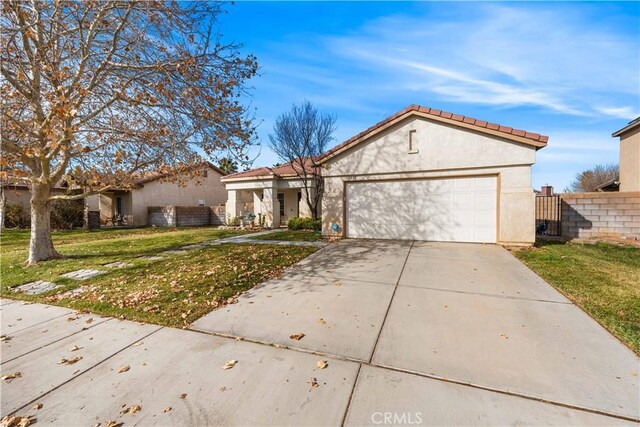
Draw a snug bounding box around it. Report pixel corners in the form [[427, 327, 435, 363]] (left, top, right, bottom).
[[133, 161, 225, 185], [318, 105, 549, 164], [612, 117, 640, 138], [221, 159, 317, 182]]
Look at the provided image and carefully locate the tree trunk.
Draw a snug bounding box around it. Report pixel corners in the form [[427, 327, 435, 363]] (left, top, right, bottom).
[[0, 186, 5, 231], [27, 182, 60, 265]]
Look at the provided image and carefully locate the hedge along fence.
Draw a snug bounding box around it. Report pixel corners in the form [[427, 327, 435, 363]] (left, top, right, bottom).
[[561, 192, 640, 240], [3, 199, 84, 229]]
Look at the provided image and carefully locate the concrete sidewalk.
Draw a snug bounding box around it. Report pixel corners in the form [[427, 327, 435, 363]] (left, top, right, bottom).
[[2, 240, 639, 426]]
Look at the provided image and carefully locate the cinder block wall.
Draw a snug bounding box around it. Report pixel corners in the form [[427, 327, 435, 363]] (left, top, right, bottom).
[[175, 206, 210, 227], [561, 192, 640, 240], [148, 206, 176, 226], [210, 205, 225, 225]]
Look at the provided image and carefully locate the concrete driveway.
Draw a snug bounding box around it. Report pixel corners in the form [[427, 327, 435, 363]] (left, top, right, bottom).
[[2, 240, 638, 426]]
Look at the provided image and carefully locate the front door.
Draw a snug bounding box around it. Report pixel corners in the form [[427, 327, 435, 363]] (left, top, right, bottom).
[[277, 193, 286, 225]]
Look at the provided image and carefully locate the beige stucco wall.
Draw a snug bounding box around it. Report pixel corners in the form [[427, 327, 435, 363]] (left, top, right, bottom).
[[322, 116, 539, 245], [131, 167, 226, 226], [619, 126, 640, 192]]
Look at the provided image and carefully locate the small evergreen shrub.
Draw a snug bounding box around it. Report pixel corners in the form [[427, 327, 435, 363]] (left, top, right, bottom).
[[287, 217, 321, 231]]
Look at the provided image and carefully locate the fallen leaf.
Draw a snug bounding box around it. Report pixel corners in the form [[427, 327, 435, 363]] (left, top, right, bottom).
[[0, 335, 13, 342], [335, 280, 342, 286], [33, 403, 43, 410], [180, 393, 187, 399], [307, 377, 319, 390], [105, 421, 122, 427], [290, 333, 305, 340], [1, 372, 22, 382], [133, 342, 144, 347], [317, 318, 326, 325], [317, 360, 328, 369], [162, 407, 172, 413], [85, 318, 93, 324], [117, 365, 130, 373], [223, 360, 237, 370], [128, 404, 142, 414], [58, 355, 83, 365], [67, 316, 79, 322], [1, 415, 31, 427], [69, 345, 81, 352]]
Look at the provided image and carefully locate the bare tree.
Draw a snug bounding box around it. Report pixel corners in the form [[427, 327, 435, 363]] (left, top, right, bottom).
[[566, 164, 620, 193], [269, 101, 336, 220], [1, 1, 258, 264]]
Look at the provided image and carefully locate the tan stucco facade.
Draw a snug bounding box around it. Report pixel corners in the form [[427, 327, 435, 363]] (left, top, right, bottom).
[[321, 115, 541, 245], [618, 125, 640, 192]]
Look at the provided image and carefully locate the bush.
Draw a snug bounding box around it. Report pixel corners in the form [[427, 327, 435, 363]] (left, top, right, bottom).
[[224, 213, 241, 227], [287, 217, 321, 231], [50, 199, 84, 229], [4, 203, 28, 228]]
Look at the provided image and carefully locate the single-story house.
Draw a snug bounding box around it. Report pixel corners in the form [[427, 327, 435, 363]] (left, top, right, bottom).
[[318, 105, 548, 245], [222, 160, 319, 228], [87, 162, 227, 227], [612, 117, 640, 192]]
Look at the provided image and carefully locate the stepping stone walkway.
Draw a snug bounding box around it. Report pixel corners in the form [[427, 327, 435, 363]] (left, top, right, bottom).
[[162, 250, 186, 255], [138, 255, 163, 261], [11, 281, 60, 295], [180, 244, 206, 250], [61, 269, 105, 281], [103, 261, 133, 268]]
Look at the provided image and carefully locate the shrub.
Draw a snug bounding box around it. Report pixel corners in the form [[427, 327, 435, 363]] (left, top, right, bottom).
[[287, 217, 321, 231], [4, 203, 28, 228], [50, 199, 84, 229], [224, 213, 241, 227]]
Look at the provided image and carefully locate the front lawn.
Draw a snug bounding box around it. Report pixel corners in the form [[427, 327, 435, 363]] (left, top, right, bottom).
[[254, 230, 323, 242], [1, 227, 317, 326], [515, 240, 640, 355]]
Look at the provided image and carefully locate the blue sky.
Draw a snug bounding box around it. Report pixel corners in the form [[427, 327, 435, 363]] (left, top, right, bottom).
[[219, 1, 640, 190]]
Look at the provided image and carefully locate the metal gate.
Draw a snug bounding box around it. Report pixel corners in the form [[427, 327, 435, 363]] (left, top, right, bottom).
[[535, 195, 561, 236]]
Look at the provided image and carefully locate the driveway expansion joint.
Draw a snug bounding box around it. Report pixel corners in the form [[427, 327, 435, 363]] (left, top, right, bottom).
[[368, 240, 414, 364], [192, 324, 638, 424], [398, 283, 575, 305]]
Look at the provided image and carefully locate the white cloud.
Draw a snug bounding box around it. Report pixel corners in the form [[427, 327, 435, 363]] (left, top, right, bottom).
[[324, 3, 639, 119]]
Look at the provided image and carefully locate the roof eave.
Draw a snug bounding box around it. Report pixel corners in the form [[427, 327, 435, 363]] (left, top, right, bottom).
[[318, 109, 548, 164]]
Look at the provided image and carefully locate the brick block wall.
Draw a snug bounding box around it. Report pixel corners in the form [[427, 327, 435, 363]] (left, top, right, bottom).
[[175, 206, 210, 227], [87, 211, 101, 229], [561, 192, 640, 240], [210, 205, 225, 225], [148, 206, 176, 227]]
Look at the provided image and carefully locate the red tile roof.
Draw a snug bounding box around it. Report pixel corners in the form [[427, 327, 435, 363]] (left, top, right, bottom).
[[222, 159, 317, 182], [318, 105, 548, 163]]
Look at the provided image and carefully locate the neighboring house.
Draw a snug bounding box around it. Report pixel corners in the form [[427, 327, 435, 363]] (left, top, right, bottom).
[[88, 162, 227, 227], [612, 117, 640, 192], [318, 105, 548, 245], [2, 178, 69, 223], [222, 161, 319, 227]]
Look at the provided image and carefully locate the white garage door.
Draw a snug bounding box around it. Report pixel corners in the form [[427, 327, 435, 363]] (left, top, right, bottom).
[[346, 176, 497, 243]]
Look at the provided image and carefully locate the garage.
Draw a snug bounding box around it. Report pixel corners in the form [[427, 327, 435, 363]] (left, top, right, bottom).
[[346, 176, 498, 243], [319, 105, 548, 246]]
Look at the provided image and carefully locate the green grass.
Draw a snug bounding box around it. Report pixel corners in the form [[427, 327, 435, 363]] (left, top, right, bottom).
[[515, 240, 640, 355], [1, 227, 317, 326], [254, 230, 323, 242]]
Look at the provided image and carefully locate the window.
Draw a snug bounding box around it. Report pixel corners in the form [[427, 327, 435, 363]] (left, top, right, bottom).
[[198, 199, 205, 207], [277, 193, 285, 217], [408, 129, 418, 154]]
